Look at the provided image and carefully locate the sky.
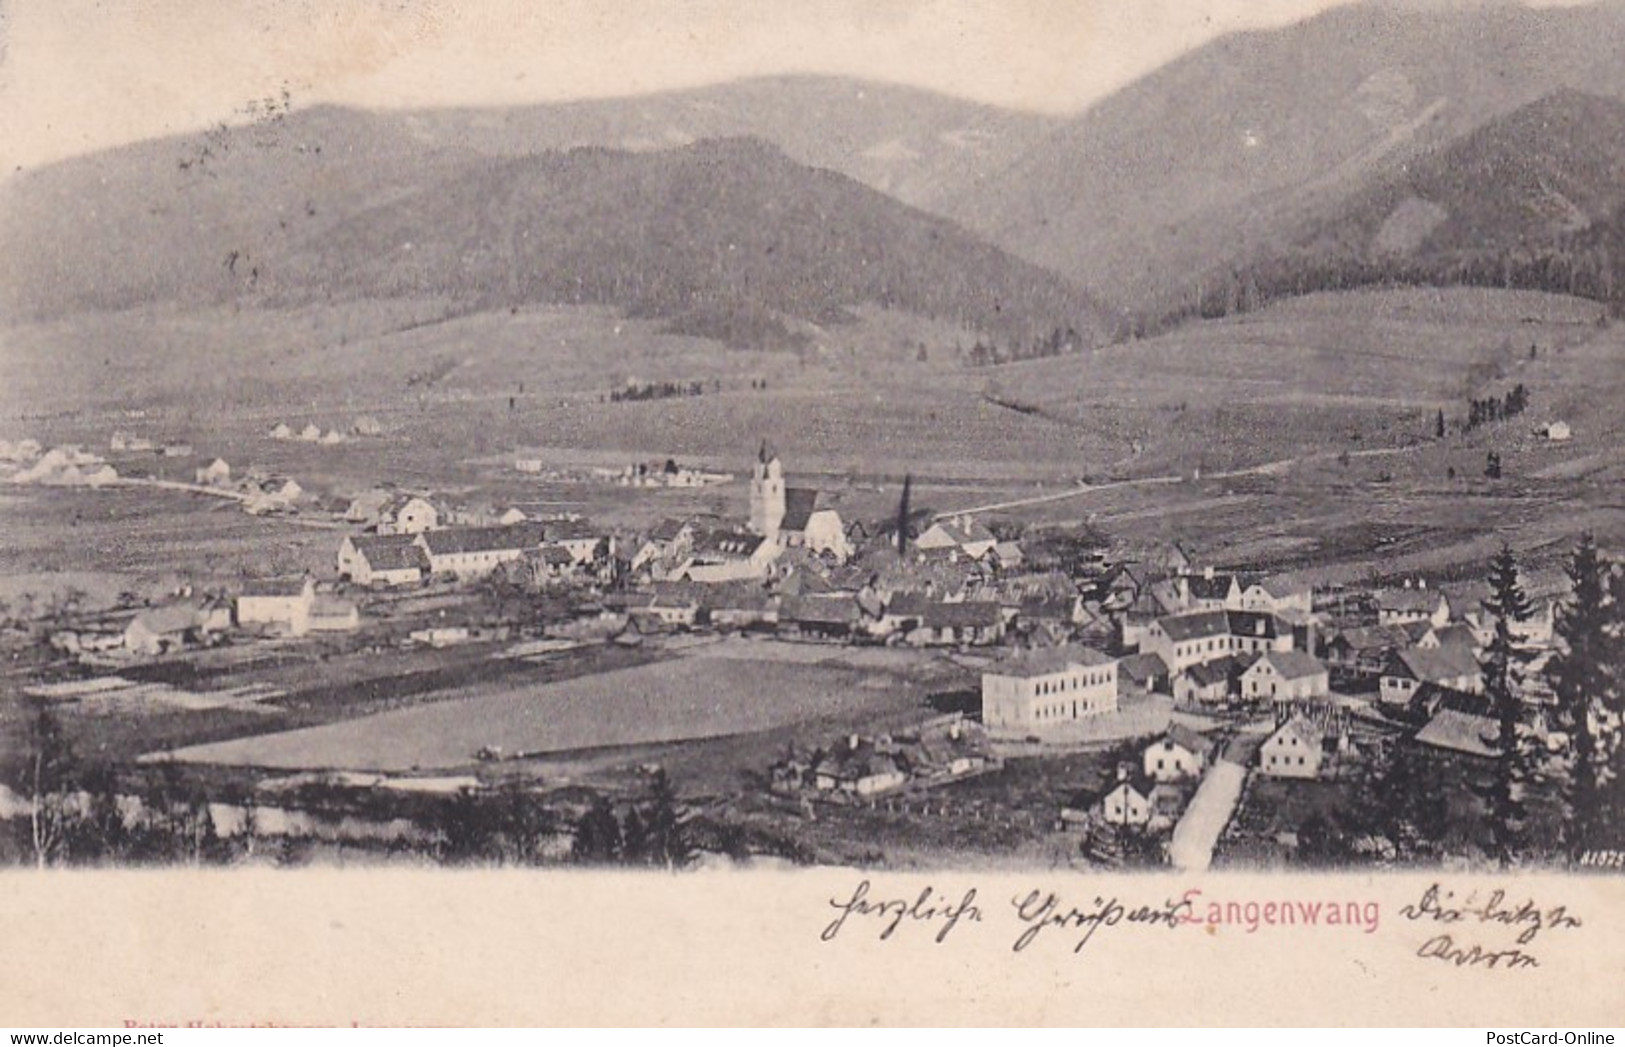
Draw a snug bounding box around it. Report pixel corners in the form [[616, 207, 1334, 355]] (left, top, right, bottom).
[[0, 0, 1598, 172]]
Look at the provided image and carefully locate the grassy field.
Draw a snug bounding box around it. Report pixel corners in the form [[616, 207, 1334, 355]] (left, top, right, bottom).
[[161, 640, 941, 772]]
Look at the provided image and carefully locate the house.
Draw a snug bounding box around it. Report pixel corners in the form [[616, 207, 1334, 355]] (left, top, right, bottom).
[[673, 528, 780, 583], [1418, 622, 1479, 652], [1376, 586, 1451, 628], [906, 600, 1004, 647], [1177, 570, 1242, 611], [1240, 650, 1330, 705], [1415, 692, 1502, 759], [628, 589, 702, 630], [497, 507, 528, 526], [546, 519, 610, 566], [161, 442, 193, 458], [779, 594, 861, 639], [1225, 610, 1292, 658], [981, 645, 1118, 732], [235, 577, 317, 636], [702, 583, 778, 629], [1237, 576, 1313, 616], [307, 596, 360, 632], [1325, 623, 1428, 674], [298, 424, 322, 442], [813, 742, 907, 796], [1542, 420, 1572, 442], [1260, 716, 1326, 779], [194, 458, 231, 487], [1173, 657, 1238, 706], [123, 604, 205, 655], [1143, 724, 1214, 783], [991, 541, 1025, 571], [1094, 771, 1175, 829], [416, 525, 544, 578], [1117, 651, 1171, 695], [1141, 610, 1232, 673], [338, 534, 428, 587], [269, 423, 292, 440], [376, 495, 442, 536], [631, 519, 695, 573], [351, 416, 383, 437], [915, 516, 998, 561], [1380, 644, 1483, 707]]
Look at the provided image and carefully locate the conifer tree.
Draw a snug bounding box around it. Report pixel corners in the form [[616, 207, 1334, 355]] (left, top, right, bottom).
[[1479, 545, 1538, 865], [1549, 534, 1621, 858]]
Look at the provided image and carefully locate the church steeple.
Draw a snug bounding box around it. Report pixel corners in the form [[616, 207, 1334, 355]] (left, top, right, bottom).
[[749, 441, 785, 540]]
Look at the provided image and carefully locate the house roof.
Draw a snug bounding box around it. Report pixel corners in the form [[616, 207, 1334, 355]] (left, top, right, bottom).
[[781, 594, 860, 625], [1157, 723, 1215, 759], [310, 596, 357, 618], [781, 488, 820, 532], [648, 518, 691, 543], [1331, 624, 1412, 653], [1181, 659, 1235, 689], [928, 517, 996, 546], [419, 524, 546, 556], [1378, 588, 1447, 614], [1252, 575, 1309, 599], [1186, 574, 1238, 601], [239, 576, 313, 598], [546, 518, 601, 541], [1118, 651, 1170, 684], [1425, 623, 1478, 650], [1416, 709, 1501, 758], [1268, 715, 1323, 751], [1226, 609, 1282, 639], [1156, 609, 1231, 643], [351, 533, 429, 572], [690, 528, 766, 559], [1254, 649, 1327, 681], [1018, 595, 1073, 621], [992, 644, 1113, 678], [921, 600, 1002, 629], [1390, 643, 1482, 684], [700, 582, 775, 613]]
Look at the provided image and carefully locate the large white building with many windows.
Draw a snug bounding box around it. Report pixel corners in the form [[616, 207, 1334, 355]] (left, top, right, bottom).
[[981, 645, 1118, 733]]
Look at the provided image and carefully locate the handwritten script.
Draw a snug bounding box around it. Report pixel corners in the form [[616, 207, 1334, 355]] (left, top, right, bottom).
[[1400, 882, 1584, 970]]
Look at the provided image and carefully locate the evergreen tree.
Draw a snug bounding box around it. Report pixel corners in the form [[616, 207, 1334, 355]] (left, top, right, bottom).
[[640, 767, 691, 870], [1435, 409, 1446, 439], [1548, 534, 1621, 859], [18, 701, 79, 868], [1478, 545, 1538, 866], [571, 795, 623, 865]]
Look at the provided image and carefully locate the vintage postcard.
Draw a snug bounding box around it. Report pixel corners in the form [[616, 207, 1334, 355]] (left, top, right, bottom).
[[1, 0, 1623, 1028]]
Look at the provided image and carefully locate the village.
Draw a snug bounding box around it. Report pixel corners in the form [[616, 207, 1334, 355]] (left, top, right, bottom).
[[3, 414, 1612, 872]]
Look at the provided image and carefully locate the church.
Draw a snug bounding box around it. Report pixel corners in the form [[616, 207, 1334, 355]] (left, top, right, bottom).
[[749, 442, 852, 563]]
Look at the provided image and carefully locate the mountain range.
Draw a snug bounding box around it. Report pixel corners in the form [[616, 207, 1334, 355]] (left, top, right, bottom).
[[5, 0, 1625, 345]]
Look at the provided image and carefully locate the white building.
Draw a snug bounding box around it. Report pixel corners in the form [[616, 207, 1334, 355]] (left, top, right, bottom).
[[1240, 650, 1330, 704], [981, 645, 1118, 733], [235, 577, 317, 636]]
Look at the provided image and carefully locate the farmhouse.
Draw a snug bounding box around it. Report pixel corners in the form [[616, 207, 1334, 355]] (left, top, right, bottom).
[[1143, 724, 1214, 783], [338, 534, 429, 587], [673, 528, 780, 583], [1240, 650, 1330, 705], [1260, 716, 1326, 780], [1094, 771, 1176, 829], [123, 604, 211, 655], [235, 577, 317, 636], [813, 743, 907, 797], [981, 644, 1118, 732], [416, 525, 545, 578], [1379, 645, 1483, 707], [778, 594, 862, 639], [1141, 610, 1231, 673], [546, 518, 612, 565], [628, 590, 702, 630], [915, 517, 998, 561], [269, 423, 292, 440], [308, 596, 361, 632], [701, 583, 778, 629], [1174, 657, 1240, 706], [1541, 420, 1572, 442], [1237, 576, 1314, 616], [1176, 571, 1242, 611], [1415, 692, 1501, 759], [778, 488, 852, 562], [377, 495, 442, 536], [1325, 622, 1429, 674], [904, 600, 1004, 647], [1117, 651, 1171, 695], [1376, 587, 1451, 628], [194, 458, 231, 487]]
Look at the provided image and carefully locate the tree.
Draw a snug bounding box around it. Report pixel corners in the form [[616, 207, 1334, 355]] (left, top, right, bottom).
[[1485, 451, 1503, 480], [19, 701, 79, 868], [639, 767, 691, 870], [1478, 545, 1539, 866], [1548, 534, 1622, 859], [1435, 409, 1446, 439], [571, 795, 623, 865]]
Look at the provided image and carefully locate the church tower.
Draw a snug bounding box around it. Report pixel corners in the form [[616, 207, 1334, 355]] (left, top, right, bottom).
[[749, 440, 786, 541]]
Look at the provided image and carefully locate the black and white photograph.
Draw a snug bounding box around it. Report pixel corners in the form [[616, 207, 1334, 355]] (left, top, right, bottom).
[[1, 0, 1623, 1028]]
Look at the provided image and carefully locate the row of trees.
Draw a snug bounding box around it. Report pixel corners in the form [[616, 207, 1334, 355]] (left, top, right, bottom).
[[963, 325, 1087, 367], [606, 379, 716, 403], [1465, 384, 1530, 432]]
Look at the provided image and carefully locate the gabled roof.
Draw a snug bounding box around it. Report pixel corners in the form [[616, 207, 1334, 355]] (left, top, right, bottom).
[[781, 488, 820, 533], [1252, 649, 1327, 681], [546, 518, 602, 541], [1415, 709, 1501, 758], [781, 594, 860, 625], [1117, 651, 1170, 684], [1155, 723, 1215, 759], [1267, 715, 1323, 751], [1389, 644, 1481, 684], [239, 576, 314, 598], [648, 518, 692, 543], [690, 528, 767, 559], [1425, 623, 1478, 650], [351, 533, 429, 572], [991, 644, 1114, 678], [921, 601, 1002, 629], [1156, 609, 1231, 642], [1186, 574, 1239, 601], [1181, 659, 1236, 689], [1226, 609, 1282, 639], [419, 524, 546, 556], [700, 582, 775, 613], [1377, 588, 1448, 614], [926, 517, 996, 545]]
